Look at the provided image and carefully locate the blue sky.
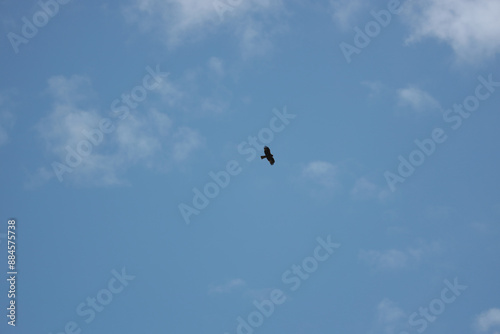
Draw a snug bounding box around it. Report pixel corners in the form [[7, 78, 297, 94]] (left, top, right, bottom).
[[1, 0, 500, 333]]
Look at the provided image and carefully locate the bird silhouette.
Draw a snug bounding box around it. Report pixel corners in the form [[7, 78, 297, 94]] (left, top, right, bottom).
[[261, 146, 275, 165]]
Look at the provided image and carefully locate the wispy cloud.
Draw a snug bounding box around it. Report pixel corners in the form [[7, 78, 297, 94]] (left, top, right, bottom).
[[122, 0, 287, 58], [350, 177, 389, 201], [362, 81, 441, 115], [33, 74, 203, 186], [397, 86, 442, 113], [172, 127, 204, 162], [362, 81, 387, 98], [359, 241, 441, 270], [403, 0, 500, 64], [156, 60, 234, 115], [208, 278, 246, 295], [299, 160, 390, 202], [122, 0, 217, 46], [302, 161, 338, 188], [372, 298, 407, 334], [474, 308, 500, 332], [329, 0, 367, 30], [359, 249, 409, 270]]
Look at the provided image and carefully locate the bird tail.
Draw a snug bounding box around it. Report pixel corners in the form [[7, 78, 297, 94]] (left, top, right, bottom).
[[261, 155, 266, 159]]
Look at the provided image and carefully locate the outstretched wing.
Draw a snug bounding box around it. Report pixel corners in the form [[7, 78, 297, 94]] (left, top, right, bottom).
[[268, 156, 275, 165]]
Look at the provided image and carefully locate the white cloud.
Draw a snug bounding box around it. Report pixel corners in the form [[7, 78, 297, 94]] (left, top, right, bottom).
[[122, 0, 217, 46], [34, 74, 203, 186], [114, 108, 172, 162], [122, 0, 287, 58], [208, 278, 246, 294], [237, 18, 274, 59], [45, 75, 98, 106], [475, 308, 500, 332], [329, 0, 367, 30], [359, 241, 441, 270], [208, 279, 283, 303], [369, 299, 408, 334], [359, 249, 409, 269], [300, 161, 390, 201], [37, 75, 102, 153], [362, 81, 387, 98], [406, 241, 441, 262], [397, 86, 441, 113], [350, 177, 389, 201], [156, 61, 233, 115], [362, 81, 441, 115], [172, 127, 204, 162], [302, 161, 338, 188], [156, 78, 184, 108], [403, 0, 500, 63]]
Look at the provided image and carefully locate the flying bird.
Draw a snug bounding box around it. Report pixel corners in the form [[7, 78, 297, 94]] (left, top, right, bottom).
[[261, 146, 275, 165]]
